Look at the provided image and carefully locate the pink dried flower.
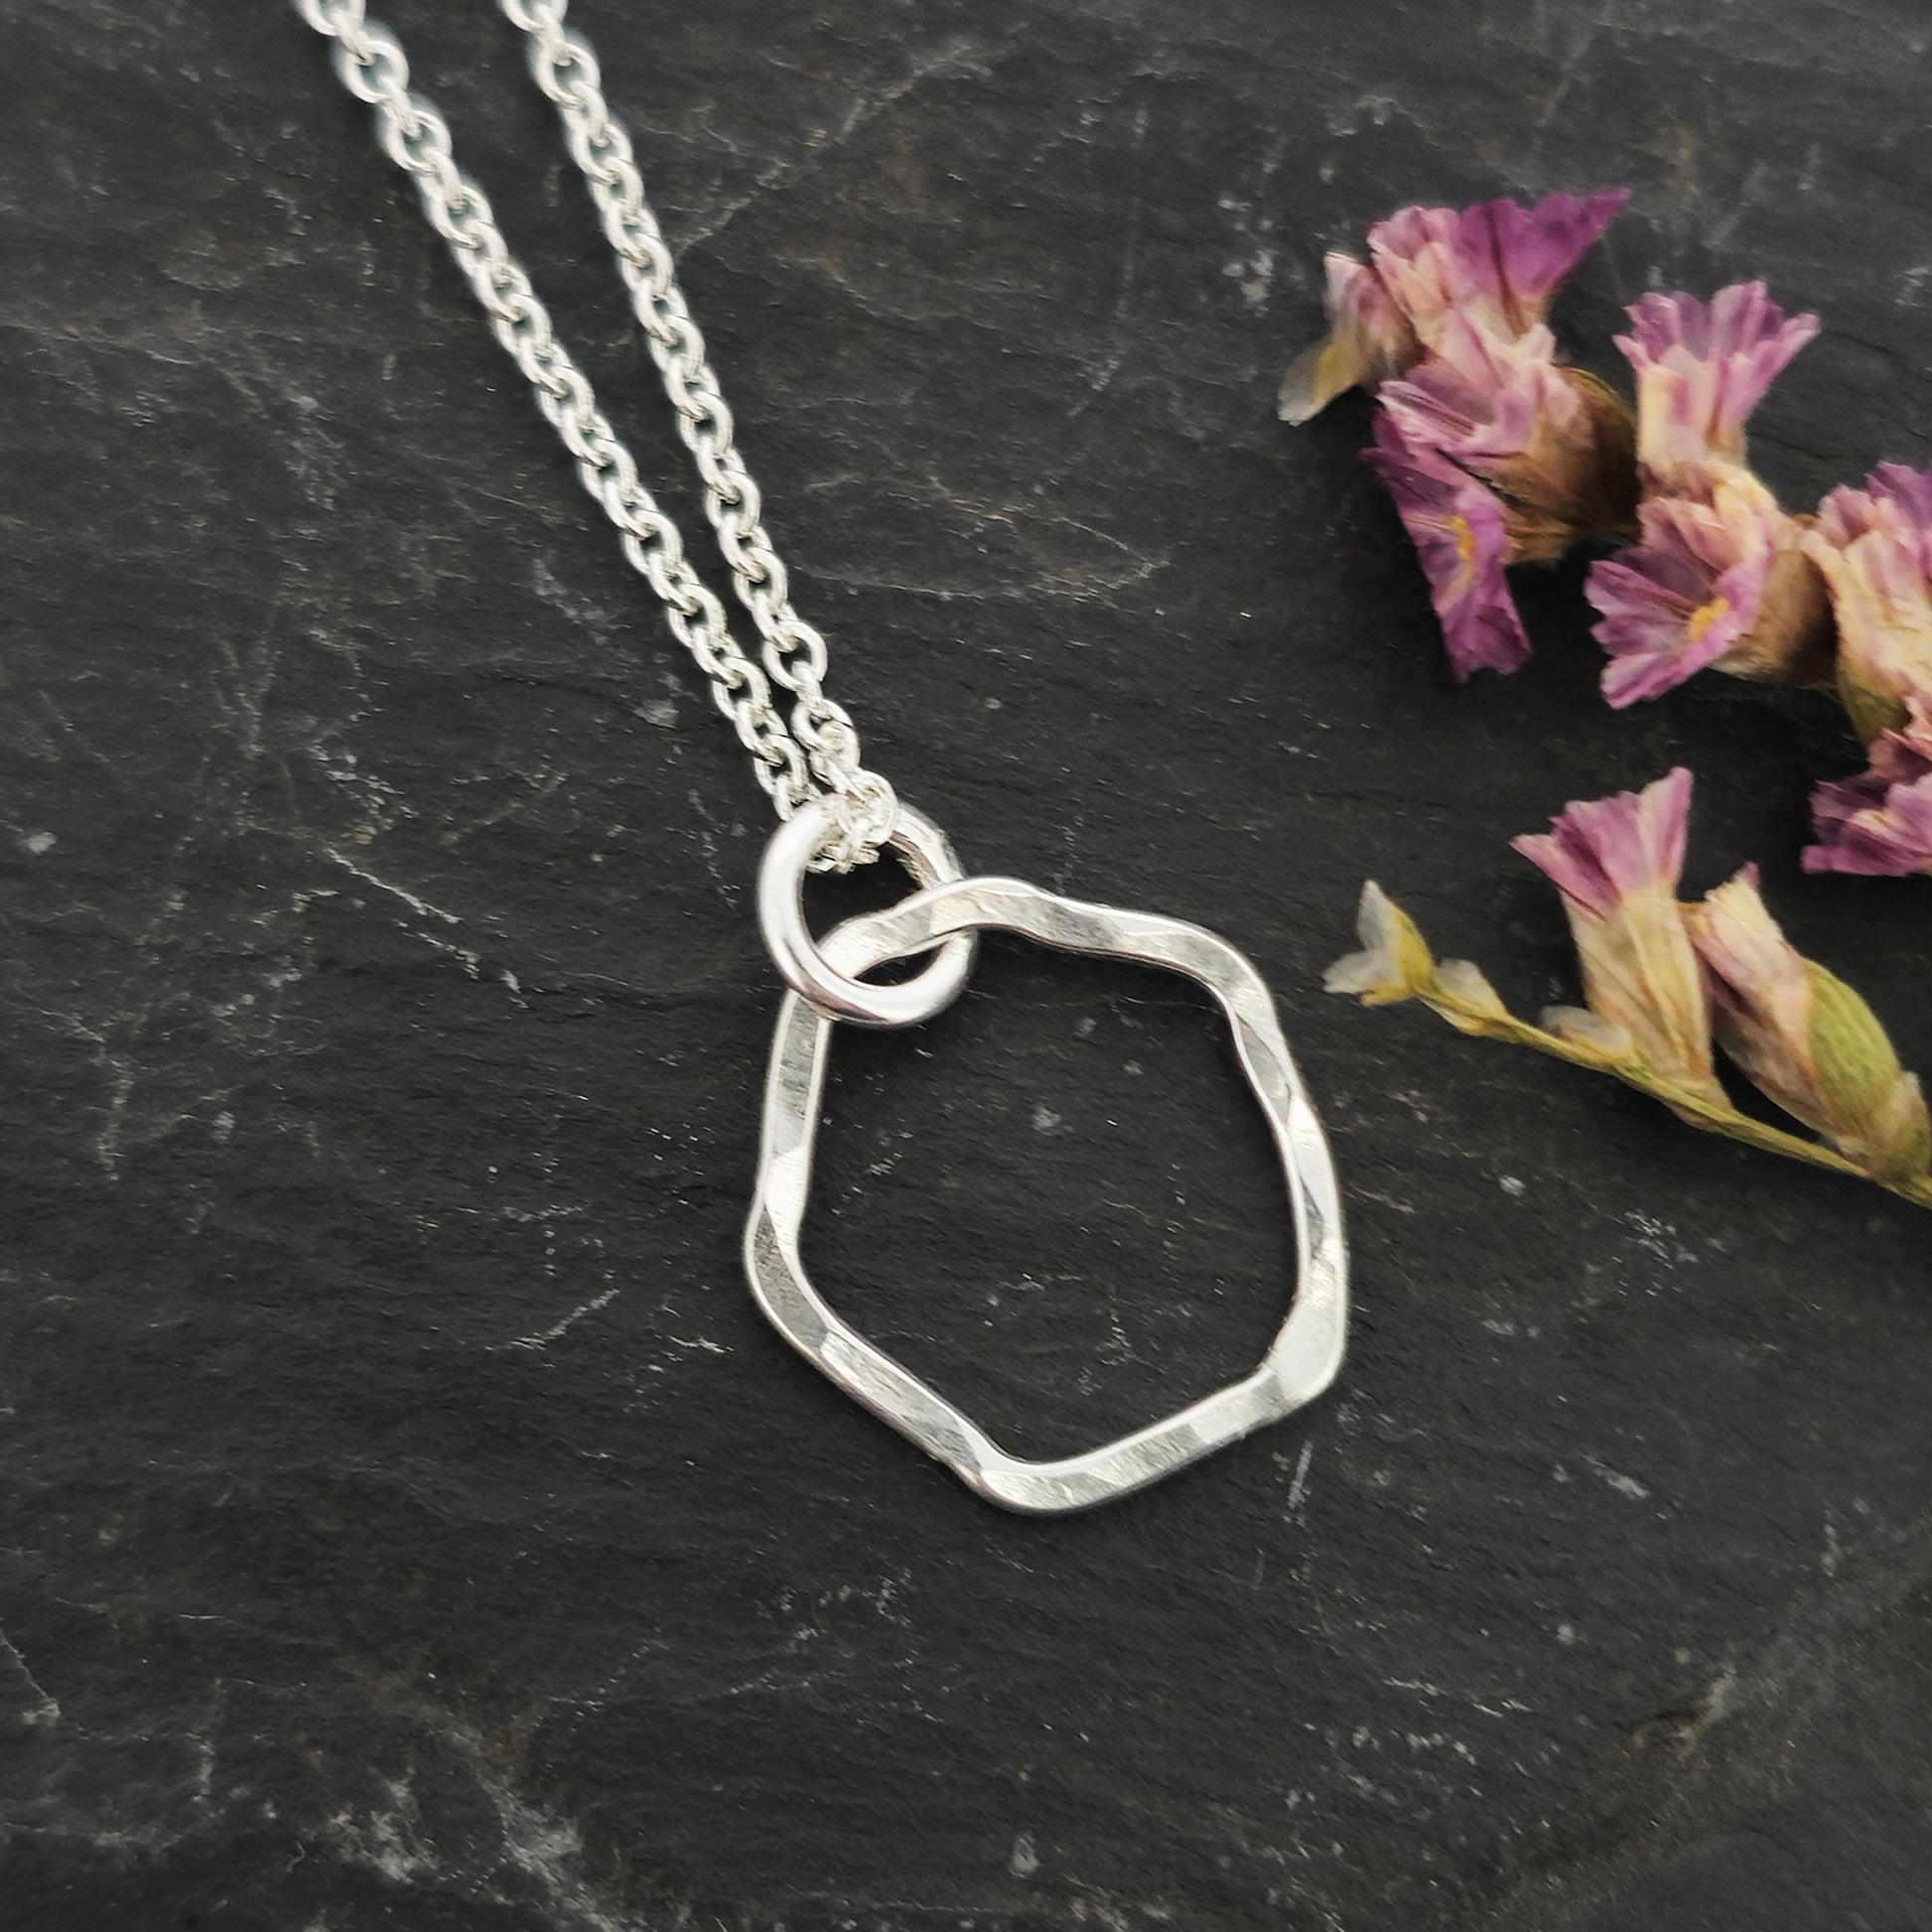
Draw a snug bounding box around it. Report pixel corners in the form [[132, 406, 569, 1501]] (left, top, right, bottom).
[[1803, 703, 1932, 877], [1618, 282, 1820, 495], [1381, 315, 1638, 563], [1285, 188, 1637, 682], [1588, 487, 1771, 702], [1361, 413, 1532, 678], [1511, 767, 1727, 1108], [1686, 865, 1931, 1178], [1803, 462, 1932, 741], [1376, 316, 1560, 457], [1365, 189, 1630, 355], [1279, 188, 1628, 423], [1798, 463, 1932, 871], [1587, 477, 1831, 705], [1586, 284, 1831, 706]]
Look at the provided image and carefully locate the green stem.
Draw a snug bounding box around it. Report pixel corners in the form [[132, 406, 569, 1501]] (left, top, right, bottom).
[[1412, 978, 1932, 1212]]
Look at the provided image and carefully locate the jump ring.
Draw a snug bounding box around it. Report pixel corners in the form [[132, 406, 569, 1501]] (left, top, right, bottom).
[[758, 795, 977, 1029]]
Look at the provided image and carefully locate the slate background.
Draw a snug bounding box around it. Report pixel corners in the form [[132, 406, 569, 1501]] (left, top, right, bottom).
[[5, 1, 1932, 1927]]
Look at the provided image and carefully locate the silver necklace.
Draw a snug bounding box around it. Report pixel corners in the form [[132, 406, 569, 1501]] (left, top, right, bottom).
[[301, 0, 1349, 1513]]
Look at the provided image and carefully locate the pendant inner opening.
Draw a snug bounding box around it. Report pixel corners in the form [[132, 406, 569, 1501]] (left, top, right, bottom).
[[806, 939, 1299, 1462]]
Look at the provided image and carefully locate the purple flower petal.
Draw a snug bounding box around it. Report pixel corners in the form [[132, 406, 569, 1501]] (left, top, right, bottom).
[[1804, 708, 1932, 876], [1362, 414, 1533, 679], [1512, 766, 1694, 918], [1473, 188, 1632, 319], [1587, 487, 1775, 706], [1367, 188, 1628, 349], [1617, 282, 1819, 489]]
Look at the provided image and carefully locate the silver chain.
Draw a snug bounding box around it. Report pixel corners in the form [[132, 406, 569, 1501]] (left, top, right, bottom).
[[298, 0, 897, 869]]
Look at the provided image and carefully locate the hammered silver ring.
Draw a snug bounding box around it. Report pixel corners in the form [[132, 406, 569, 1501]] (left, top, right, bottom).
[[746, 873, 1349, 1512]]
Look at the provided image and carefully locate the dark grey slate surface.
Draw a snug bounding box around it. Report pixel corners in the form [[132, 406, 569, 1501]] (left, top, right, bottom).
[[3, 1, 1930, 1926]]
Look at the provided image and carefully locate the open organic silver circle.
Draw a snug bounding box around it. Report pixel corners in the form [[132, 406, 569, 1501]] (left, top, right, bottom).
[[743, 873, 1349, 1514]]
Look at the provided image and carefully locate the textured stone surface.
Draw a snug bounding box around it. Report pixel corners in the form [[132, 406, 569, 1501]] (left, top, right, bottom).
[[4, 1, 1932, 1926]]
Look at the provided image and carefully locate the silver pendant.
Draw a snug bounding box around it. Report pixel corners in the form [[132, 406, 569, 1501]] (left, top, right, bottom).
[[748, 800, 1348, 1514], [298, 0, 1346, 1513]]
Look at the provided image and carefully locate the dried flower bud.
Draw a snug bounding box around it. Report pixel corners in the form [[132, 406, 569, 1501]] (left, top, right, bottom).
[[1324, 881, 1435, 1004], [1432, 957, 1510, 1031], [1539, 1006, 1639, 1063], [1686, 867, 1931, 1180], [1511, 768, 1727, 1109]]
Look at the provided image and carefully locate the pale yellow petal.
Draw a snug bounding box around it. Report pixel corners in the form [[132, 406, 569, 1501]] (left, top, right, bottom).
[[1539, 1005, 1637, 1063], [1431, 958, 1511, 1034], [1323, 881, 1434, 1004]]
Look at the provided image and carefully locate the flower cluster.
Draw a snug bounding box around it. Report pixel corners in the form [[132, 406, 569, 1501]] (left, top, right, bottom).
[[1325, 770, 1932, 1204], [1281, 190, 1638, 677], [1587, 283, 1831, 706], [1286, 189, 1932, 877]]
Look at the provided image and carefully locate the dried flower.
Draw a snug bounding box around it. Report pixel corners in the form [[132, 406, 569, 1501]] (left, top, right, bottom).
[[1538, 1006, 1639, 1061], [1363, 189, 1630, 360], [1585, 286, 1831, 705], [1430, 957, 1510, 1029], [1323, 880, 1436, 1003], [1379, 317, 1638, 562], [1803, 462, 1932, 741], [1618, 282, 1821, 496], [1285, 189, 1638, 681], [1587, 479, 1832, 705], [1279, 189, 1628, 425], [1804, 702, 1932, 877], [1360, 414, 1532, 678], [1509, 767, 1727, 1109], [1323, 883, 1520, 1041], [1685, 865, 1931, 1179], [1785, 464, 1932, 873]]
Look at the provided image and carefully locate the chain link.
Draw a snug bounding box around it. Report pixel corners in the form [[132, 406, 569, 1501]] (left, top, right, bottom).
[[298, 0, 897, 868]]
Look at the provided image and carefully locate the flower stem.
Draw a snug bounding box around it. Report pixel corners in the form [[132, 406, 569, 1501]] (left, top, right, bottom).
[[1414, 976, 1932, 1210]]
